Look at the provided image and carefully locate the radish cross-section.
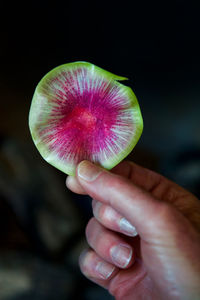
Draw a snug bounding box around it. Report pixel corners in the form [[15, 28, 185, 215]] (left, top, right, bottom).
[[29, 61, 143, 175]]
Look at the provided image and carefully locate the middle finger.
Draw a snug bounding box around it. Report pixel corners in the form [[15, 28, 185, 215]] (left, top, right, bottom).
[[92, 199, 138, 237]]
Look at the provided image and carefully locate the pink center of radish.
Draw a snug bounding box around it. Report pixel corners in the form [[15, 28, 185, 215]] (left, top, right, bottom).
[[67, 107, 97, 131], [38, 67, 135, 165]]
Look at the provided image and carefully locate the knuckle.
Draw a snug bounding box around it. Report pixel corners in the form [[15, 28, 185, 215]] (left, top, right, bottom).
[[165, 185, 177, 202], [92, 200, 102, 220], [85, 217, 96, 243], [163, 184, 182, 203], [91, 198, 97, 209], [98, 204, 108, 223], [65, 176, 72, 189], [93, 201, 115, 228], [79, 249, 94, 277], [99, 205, 119, 227]]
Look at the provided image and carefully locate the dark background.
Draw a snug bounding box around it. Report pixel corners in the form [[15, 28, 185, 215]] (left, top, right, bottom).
[[1, 1, 200, 175], [0, 1, 200, 299]]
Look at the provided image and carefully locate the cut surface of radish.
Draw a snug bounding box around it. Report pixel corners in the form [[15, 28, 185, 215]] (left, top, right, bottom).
[[29, 62, 143, 175]]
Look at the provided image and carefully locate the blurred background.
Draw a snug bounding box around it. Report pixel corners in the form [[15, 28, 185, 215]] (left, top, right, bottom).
[[0, 1, 200, 299]]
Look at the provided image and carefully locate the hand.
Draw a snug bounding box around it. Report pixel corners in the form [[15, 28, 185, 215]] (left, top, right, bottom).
[[66, 160, 200, 300]]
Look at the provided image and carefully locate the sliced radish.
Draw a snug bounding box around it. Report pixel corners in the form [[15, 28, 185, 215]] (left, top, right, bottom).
[[29, 61, 143, 175]]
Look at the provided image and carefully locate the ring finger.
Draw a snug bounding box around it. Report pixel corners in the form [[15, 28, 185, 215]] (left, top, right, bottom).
[[86, 217, 135, 269]]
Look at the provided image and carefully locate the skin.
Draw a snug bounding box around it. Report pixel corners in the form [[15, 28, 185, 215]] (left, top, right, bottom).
[[66, 160, 200, 300]]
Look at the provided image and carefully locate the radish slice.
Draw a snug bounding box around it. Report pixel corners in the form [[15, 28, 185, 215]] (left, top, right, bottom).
[[29, 61, 143, 175]]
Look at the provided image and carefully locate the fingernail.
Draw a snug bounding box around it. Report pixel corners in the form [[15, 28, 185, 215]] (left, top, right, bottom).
[[110, 244, 132, 268], [77, 161, 102, 182], [96, 261, 115, 279], [119, 217, 138, 236]]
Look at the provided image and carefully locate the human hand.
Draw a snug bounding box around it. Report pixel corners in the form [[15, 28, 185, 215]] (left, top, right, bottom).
[[66, 160, 200, 300]]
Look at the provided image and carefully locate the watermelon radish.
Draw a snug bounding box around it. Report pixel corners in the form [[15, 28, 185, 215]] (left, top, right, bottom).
[[29, 62, 143, 175]]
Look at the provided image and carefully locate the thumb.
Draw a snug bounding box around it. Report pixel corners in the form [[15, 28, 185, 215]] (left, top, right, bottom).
[[76, 160, 195, 243]]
